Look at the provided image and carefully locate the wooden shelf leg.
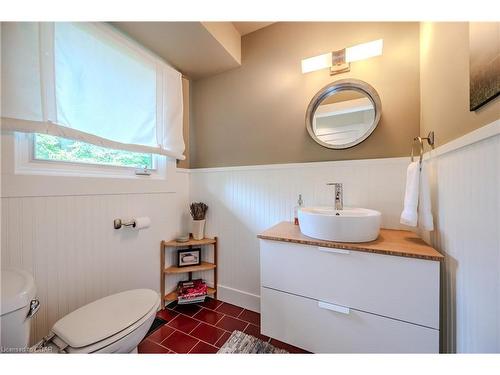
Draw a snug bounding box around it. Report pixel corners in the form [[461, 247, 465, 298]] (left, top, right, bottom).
[[214, 236, 218, 300], [160, 242, 165, 309]]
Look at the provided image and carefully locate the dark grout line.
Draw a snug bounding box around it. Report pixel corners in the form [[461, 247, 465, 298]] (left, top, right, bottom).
[[168, 305, 254, 332], [159, 307, 234, 351], [145, 300, 270, 354]]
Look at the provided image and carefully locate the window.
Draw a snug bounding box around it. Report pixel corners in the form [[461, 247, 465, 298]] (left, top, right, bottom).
[[13, 132, 167, 180], [34, 134, 153, 169], [1, 22, 185, 179]]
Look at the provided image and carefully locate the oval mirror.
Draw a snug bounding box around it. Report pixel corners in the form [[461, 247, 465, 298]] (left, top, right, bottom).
[[305, 79, 381, 149]]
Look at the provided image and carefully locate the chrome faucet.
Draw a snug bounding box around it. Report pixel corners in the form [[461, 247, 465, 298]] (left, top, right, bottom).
[[327, 183, 343, 210]]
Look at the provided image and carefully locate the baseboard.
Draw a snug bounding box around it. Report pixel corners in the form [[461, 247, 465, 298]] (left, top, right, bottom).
[[216, 284, 260, 313]]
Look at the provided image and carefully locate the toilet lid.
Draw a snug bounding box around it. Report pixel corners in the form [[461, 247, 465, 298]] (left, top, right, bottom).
[[52, 289, 159, 348]]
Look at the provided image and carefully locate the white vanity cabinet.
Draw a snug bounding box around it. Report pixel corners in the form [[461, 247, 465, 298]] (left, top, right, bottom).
[[258, 222, 442, 353]]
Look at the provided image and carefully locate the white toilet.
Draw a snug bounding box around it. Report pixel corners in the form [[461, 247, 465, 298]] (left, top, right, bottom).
[[1, 268, 160, 353], [1, 268, 39, 352]]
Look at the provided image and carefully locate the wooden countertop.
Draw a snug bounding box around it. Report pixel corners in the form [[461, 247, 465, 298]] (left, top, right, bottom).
[[257, 221, 444, 261]]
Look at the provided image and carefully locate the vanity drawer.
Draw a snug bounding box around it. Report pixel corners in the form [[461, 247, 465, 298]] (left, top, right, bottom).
[[260, 239, 440, 329], [261, 287, 439, 353]]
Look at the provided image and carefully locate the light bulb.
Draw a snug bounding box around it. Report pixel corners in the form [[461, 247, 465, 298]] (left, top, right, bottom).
[[345, 39, 383, 63], [301, 52, 332, 74]]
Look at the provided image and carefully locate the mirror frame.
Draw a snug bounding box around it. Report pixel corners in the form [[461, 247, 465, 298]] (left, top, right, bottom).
[[305, 79, 382, 149]]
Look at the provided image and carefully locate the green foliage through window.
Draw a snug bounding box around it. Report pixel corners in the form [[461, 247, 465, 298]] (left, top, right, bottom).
[[34, 134, 153, 169]]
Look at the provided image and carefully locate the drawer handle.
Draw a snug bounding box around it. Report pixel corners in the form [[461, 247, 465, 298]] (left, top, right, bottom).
[[318, 246, 350, 255], [318, 301, 350, 315]]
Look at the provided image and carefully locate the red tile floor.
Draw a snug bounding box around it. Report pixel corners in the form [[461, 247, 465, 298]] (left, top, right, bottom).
[[138, 298, 309, 354]]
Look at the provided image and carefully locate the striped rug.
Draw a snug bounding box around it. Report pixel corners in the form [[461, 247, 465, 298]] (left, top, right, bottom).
[[217, 331, 288, 354]]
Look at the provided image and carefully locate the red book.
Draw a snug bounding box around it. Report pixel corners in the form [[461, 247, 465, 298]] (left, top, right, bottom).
[[177, 279, 208, 300]]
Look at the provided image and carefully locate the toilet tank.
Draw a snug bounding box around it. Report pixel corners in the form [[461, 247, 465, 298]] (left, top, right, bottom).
[[1, 268, 39, 352]]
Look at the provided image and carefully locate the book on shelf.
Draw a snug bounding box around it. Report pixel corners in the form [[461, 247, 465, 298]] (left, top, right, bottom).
[[178, 295, 206, 305], [177, 279, 208, 304]]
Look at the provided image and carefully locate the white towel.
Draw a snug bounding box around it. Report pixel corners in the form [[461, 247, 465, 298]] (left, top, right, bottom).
[[418, 162, 434, 231], [400, 161, 434, 231], [400, 161, 420, 227]]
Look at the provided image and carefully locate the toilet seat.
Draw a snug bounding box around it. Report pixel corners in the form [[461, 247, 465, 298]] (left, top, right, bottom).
[[44, 289, 159, 353]]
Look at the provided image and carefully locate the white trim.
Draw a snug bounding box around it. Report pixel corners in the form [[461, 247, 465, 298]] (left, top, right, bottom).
[[175, 167, 191, 174], [0, 172, 179, 198], [14, 133, 165, 180], [1, 131, 185, 198], [1, 163, 181, 198], [424, 119, 500, 161], [216, 284, 261, 313], [189, 157, 409, 173]]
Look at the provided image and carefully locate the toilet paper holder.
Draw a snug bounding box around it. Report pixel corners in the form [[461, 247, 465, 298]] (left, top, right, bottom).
[[113, 218, 136, 229], [114, 216, 151, 230]]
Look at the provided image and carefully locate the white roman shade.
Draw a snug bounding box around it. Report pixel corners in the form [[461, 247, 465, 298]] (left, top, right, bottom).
[[1, 22, 185, 160]]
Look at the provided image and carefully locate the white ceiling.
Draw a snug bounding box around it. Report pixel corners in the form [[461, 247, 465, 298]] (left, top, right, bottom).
[[232, 22, 274, 36]]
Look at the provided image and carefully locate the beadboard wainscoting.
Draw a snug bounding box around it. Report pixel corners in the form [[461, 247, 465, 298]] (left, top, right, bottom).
[[420, 121, 500, 353], [189, 157, 410, 312], [1, 170, 190, 344]]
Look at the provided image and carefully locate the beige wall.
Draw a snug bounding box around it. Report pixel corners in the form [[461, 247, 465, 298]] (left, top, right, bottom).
[[191, 22, 420, 168], [420, 22, 499, 146]]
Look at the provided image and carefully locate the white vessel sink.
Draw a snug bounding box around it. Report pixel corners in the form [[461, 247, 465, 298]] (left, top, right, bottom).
[[298, 207, 381, 243]]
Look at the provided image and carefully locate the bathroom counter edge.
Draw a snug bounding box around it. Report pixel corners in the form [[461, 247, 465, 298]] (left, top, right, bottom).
[[257, 221, 443, 261]]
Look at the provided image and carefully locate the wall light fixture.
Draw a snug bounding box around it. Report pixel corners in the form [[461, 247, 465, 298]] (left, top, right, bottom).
[[301, 39, 383, 75]]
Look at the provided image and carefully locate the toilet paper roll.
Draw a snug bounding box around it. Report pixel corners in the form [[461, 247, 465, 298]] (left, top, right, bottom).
[[134, 217, 151, 230]]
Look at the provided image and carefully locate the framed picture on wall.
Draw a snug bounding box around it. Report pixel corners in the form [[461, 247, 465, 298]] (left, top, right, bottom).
[[469, 22, 500, 111], [177, 248, 201, 267]]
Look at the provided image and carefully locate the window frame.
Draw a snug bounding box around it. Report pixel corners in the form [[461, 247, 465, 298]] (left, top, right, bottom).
[[32, 133, 157, 171], [15, 133, 167, 180]]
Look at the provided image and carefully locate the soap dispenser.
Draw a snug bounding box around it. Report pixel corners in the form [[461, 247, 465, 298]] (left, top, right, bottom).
[[294, 194, 304, 225]]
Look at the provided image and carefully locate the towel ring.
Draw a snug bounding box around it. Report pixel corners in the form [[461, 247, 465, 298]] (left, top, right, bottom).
[[411, 131, 435, 170]]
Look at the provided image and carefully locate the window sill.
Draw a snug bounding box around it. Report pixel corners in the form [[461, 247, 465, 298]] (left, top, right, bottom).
[[15, 160, 164, 180], [1, 132, 185, 198], [16, 133, 165, 180], [1, 171, 181, 197]]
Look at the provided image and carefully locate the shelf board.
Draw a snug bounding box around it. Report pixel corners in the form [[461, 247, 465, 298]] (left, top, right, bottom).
[[164, 287, 216, 302], [162, 236, 216, 248], [164, 261, 216, 274]]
